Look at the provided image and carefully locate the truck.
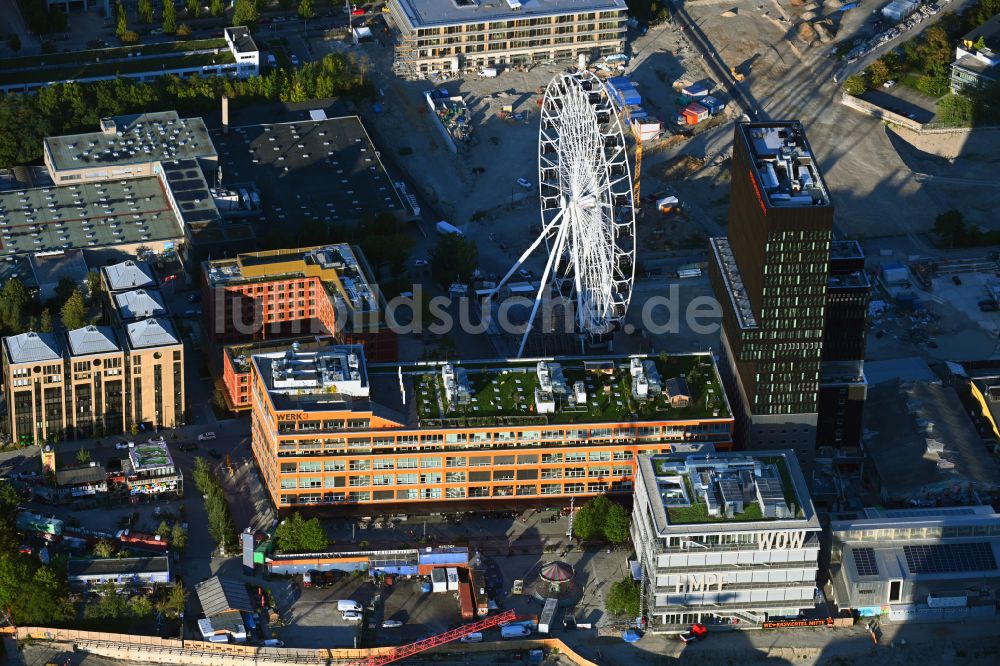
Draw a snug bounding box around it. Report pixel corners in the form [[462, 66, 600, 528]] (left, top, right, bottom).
[[479, 67, 498, 78], [458, 579, 475, 621], [436, 221, 464, 237], [538, 598, 558, 634]]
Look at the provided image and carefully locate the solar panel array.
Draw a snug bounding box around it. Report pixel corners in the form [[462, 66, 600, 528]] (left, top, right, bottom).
[[903, 543, 997, 574], [852, 547, 879, 576]]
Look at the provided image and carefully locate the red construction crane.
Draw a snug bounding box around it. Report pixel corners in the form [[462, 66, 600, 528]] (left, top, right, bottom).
[[342, 609, 518, 666]]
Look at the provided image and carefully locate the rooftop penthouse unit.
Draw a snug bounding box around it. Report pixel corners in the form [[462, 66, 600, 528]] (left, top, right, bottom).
[[248, 350, 734, 509], [738, 122, 829, 209], [632, 450, 821, 629]]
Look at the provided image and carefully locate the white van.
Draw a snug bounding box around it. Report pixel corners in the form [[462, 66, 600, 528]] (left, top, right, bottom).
[[501, 625, 531, 640], [342, 611, 363, 622], [262, 639, 284, 647], [460, 632, 483, 643], [337, 600, 363, 613]]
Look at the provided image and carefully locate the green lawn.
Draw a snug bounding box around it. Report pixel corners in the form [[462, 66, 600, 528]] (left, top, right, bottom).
[[667, 497, 765, 524], [0, 39, 227, 72], [0, 51, 236, 86]]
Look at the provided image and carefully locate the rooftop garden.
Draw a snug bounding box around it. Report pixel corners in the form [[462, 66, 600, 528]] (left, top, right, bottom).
[[0, 39, 228, 73], [665, 475, 768, 525], [409, 354, 727, 426], [0, 51, 236, 86]]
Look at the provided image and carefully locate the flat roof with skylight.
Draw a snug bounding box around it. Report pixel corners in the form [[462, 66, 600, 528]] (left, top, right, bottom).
[[0, 178, 183, 257], [44, 111, 215, 175], [738, 121, 829, 208]]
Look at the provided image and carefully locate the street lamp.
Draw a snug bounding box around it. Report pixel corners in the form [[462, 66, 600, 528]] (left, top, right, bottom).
[[179, 611, 184, 647]]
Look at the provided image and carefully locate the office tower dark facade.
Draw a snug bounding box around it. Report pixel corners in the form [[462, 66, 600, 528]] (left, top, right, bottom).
[[817, 241, 870, 450], [710, 121, 833, 471]]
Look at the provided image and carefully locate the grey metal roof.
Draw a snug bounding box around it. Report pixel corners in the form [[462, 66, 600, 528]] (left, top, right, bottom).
[[863, 357, 938, 387], [56, 464, 108, 486], [196, 576, 253, 616], [44, 111, 216, 174], [66, 325, 119, 356], [114, 288, 167, 321], [67, 556, 170, 579], [125, 317, 179, 348], [0, 178, 184, 258], [3, 331, 62, 364], [393, 0, 626, 28], [103, 259, 155, 292], [212, 116, 403, 227]]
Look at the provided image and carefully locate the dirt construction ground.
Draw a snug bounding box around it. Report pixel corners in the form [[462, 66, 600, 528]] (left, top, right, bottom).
[[333, 1, 1000, 250]]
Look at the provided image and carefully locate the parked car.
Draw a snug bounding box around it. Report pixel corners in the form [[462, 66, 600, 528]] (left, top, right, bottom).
[[262, 639, 283, 647], [198, 432, 217, 441], [517, 268, 532, 279], [882, 80, 896, 88], [516, 177, 532, 190], [382, 619, 403, 628], [413, 258, 429, 267], [460, 632, 484, 643], [342, 611, 363, 622], [290, 55, 300, 66], [115, 441, 130, 450]]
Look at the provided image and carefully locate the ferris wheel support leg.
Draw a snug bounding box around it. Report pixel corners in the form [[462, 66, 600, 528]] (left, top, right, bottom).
[[516, 211, 571, 358], [488, 207, 564, 299]]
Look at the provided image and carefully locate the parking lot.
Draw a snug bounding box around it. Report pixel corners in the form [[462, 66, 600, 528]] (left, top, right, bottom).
[[861, 85, 938, 124], [273, 574, 373, 648]]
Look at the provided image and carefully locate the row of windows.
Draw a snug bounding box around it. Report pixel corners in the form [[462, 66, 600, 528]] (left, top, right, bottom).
[[277, 451, 638, 473], [278, 480, 631, 505]]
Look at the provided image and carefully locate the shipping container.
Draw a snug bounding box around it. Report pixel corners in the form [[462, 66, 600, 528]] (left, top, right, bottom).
[[700, 96, 727, 115], [472, 570, 489, 616], [538, 598, 559, 634], [446, 567, 460, 591], [431, 567, 448, 593], [681, 82, 709, 98], [458, 580, 475, 620], [685, 103, 710, 121], [681, 109, 701, 125]]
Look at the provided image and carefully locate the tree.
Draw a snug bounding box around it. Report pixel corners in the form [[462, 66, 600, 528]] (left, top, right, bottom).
[[12, 564, 74, 625], [842, 73, 867, 96], [60, 288, 87, 330], [605, 577, 640, 617], [156, 520, 171, 539], [157, 583, 187, 618], [211, 0, 224, 16], [170, 522, 188, 550], [604, 500, 631, 544], [186, 0, 200, 18], [121, 30, 140, 43], [84, 581, 129, 619], [298, 0, 315, 20], [177, 23, 192, 37], [86, 269, 102, 303], [163, 0, 177, 33], [0, 277, 30, 335], [76, 446, 91, 464], [274, 512, 328, 553], [130, 594, 154, 618], [7, 35, 21, 52], [866, 58, 891, 88], [572, 495, 606, 541], [93, 539, 116, 559], [232, 0, 259, 26], [430, 233, 479, 286], [573, 495, 631, 543], [933, 209, 967, 248], [39, 309, 53, 333], [138, 0, 155, 23], [116, 1, 129, 39]]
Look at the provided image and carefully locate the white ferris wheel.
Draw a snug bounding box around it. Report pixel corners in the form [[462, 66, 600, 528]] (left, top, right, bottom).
[[493, 70, 636, 357]]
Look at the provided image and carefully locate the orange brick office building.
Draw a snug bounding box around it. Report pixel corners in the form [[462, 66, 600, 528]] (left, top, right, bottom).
[[248, 345, 734, 510]]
